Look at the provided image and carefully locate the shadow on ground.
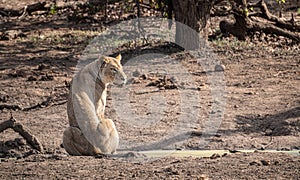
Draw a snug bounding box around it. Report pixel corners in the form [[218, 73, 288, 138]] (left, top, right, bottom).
[[236, 106, 300, 136]]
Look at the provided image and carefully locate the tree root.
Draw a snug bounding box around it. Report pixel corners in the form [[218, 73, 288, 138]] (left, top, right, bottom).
[[0, 116, 43, 152], [219, 0, 300, 42], [249, 0, 300, 32]]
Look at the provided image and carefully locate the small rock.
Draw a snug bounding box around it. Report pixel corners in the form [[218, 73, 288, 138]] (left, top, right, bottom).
[[249, 160, 262, 166], [164, 84, 177, 90], [281, 147, 291, 151], [15, 138, 25, 146], [146, 81, 158, 87], [0, 32, 9, 41], [198, 174, 209, 180], [260, 160, 270, 166], [244, 92, 254, 95], [37, 63, 48, 71], [17, 70, 27, 77], [210, 153, 221, 159], [0, 93, 9, 102], [264, 129, 273, 136], [39, 74, 54, 81], [222, 153, 228, 157], [140, 74, 148, 80], [229, 149, 240, 153], [215, 64, 225, 72], [27, 76, 37, 81], [234, 105, 239, 108], [169, 76, 178, 84]]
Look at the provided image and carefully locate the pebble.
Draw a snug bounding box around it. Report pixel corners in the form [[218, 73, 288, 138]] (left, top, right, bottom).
[[215, 64, 226, 72], [260, 160, 270, 166], [27, 76, 37, 81], [198, 174, 209, 180], [140, 74, 148, 80], [210, 153, 221, 159], [249, 160, 262, 166]]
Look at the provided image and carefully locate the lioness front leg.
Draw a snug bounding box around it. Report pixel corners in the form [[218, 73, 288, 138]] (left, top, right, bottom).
[[96, 118, 119, 154], [63, 126, 101, 156]]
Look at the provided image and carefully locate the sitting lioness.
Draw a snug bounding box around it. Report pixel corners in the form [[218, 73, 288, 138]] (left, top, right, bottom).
[[63, 54, 127, 156]]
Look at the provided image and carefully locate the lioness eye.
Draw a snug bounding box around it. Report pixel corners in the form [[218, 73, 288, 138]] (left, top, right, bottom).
[[112, 68, 117, 73]]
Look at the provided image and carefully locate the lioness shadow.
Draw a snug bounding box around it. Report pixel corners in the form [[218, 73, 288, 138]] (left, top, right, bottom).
[[235, 106, 300, 136]]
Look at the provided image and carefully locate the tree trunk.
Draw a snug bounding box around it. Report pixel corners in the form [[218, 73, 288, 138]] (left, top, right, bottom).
[[171, 0, 215, 50]]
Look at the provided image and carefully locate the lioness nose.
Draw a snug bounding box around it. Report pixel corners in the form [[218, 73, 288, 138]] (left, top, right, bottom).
[[121, 75, 127, 83], [122, 76, 126, 82]]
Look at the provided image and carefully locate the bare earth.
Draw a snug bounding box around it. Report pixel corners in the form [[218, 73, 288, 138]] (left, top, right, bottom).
[[0, 0, 300, 179]]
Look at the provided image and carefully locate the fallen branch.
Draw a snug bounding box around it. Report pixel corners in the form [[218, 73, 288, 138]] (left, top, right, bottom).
[[0, 104, 22, 111], [219, 0, 300, 42], [251, 20, 300, 42], [0, 2, 47, 17], [0, 116, 43, 152], [249, 0, 300, 32], [23, 97, 52, 111], [23, 2, 47, 15]]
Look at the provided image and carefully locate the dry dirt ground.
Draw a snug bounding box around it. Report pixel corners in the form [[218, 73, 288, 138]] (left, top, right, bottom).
[[0, 0, 300, 179]]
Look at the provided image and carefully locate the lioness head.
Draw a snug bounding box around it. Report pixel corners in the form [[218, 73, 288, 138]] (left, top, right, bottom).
[[99, 54, 127, 85]]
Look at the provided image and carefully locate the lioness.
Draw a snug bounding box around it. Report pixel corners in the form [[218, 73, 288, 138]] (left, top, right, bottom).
[[63, 54, 127, 156]]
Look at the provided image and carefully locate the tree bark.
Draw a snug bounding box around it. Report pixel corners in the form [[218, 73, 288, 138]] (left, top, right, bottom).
[[171, 0, 215, 49]]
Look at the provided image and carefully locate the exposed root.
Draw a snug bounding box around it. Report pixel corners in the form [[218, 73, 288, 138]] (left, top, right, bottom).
[[249, 0, 300, 32], [219, 0, 300, 42]]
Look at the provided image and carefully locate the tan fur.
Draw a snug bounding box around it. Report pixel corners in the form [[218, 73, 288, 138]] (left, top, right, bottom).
[[63, 55, 126, 156]]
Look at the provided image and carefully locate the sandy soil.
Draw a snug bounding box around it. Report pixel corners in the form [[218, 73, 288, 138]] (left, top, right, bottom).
[[0, 0, 299, 179]]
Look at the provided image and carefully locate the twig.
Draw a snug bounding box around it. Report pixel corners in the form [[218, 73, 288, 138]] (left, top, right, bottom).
[[134, 90, 160, 95], [18, 5, 28, 19], [52, 100, 68, 106], [23, 97, 52, 111], [0, 96, 67, 112]]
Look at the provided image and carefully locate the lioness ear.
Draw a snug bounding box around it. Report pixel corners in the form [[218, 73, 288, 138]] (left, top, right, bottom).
[[115, 54, 122, 61], [103, 56, 110, 63]]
